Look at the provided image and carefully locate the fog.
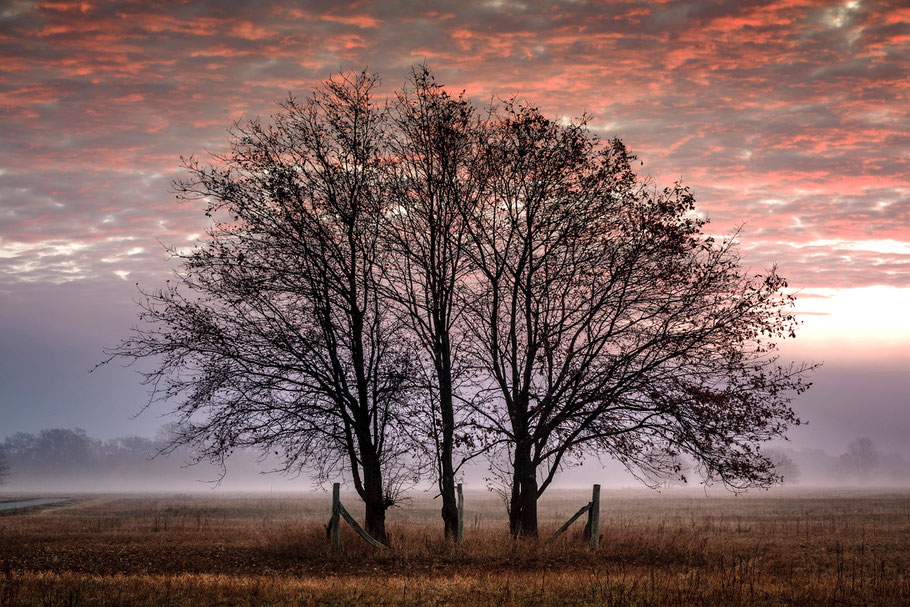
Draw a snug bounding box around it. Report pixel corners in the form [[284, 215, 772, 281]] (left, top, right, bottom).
[[2, 427, 909, 495]]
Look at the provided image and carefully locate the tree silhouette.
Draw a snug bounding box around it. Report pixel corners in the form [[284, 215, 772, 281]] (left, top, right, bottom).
[[0, 446, 8, 485], [460, 101, 814, 537], [838, 437, 879, 481], [381, 66, 482, 539], [767, 449, 800, 484], [109, 71, 419, 543]]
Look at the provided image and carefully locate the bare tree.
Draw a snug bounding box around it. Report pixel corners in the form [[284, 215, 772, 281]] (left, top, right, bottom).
[[767, 449, 800, 484], [460, 102, 814, 537], [0, 446, 8, 485], [838, 437, 879, 481], [108, 71, 419, 543], [382, 66, 482, 539]]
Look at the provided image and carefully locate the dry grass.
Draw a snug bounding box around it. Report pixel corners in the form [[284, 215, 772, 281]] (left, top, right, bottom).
[[0, 489, 908, 605]]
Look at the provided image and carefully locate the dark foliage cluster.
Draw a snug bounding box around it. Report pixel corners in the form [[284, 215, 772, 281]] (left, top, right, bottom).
[[108, 67, 814, 540]]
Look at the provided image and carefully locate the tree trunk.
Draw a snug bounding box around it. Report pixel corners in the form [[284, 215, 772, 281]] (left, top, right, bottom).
[[363, 498, 387, 545], [438, 352, 459, 540], [509, 440, 538, 538], [361, 451, 388, 545], [440, 466, 458, 539]]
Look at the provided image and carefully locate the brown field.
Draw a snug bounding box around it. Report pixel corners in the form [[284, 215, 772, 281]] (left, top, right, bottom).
[[0, 488, 908, 606]]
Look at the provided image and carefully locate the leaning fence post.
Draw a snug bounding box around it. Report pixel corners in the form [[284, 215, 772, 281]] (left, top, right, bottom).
[[456, 482, 464, 545], [552, 502, 592, 541], [330, 482, 340, 550], [587, 484, 600, 548]]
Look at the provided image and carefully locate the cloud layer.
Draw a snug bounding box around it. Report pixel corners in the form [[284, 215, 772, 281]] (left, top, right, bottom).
[[1, 0, 907, 290]]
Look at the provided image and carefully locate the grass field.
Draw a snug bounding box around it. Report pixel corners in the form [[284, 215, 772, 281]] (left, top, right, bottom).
[[0, 488, 907, 605]]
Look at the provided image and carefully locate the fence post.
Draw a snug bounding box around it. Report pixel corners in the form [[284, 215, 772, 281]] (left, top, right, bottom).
[[330, 482, 340, 550], [456, 483, 464, 545], [587, 484, 600, 548]]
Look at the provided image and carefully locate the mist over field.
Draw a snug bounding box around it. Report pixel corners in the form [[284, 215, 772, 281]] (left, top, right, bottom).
[[3, 426, 908, 495]]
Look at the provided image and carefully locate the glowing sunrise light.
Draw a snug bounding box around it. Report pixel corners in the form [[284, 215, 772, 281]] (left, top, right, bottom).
[[794, 286, 910, 351], [826, 1, 861, 28]]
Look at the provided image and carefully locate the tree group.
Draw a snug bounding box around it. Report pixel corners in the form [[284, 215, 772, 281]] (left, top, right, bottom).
[[111, 67, 814, 542]]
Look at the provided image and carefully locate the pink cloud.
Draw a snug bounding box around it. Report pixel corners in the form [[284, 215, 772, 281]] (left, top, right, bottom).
[[321, 14, 381, 29], [0, 0, 905, 293]]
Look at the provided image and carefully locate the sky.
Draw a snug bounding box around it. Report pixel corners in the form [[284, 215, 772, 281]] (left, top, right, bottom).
[[1, 0, 908, 460]]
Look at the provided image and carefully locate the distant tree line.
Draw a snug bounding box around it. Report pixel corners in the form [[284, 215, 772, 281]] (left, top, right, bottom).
[[2, 428, 907, 493], [108, 66, 816, 542], [0, 427, 284, 490], [1, 428, 161, 482], [746, 438, 910, 485]]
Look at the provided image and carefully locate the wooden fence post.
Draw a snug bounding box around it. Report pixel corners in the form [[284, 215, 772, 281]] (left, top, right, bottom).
[[586, 484, 600, 548], [330, 482, 340, 550], [456, 483, 464, 545]]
